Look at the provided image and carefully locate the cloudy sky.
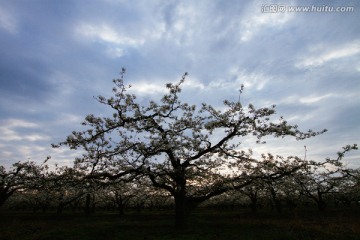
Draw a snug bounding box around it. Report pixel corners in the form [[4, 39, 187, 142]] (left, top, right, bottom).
[[0, 0, 359, 169]]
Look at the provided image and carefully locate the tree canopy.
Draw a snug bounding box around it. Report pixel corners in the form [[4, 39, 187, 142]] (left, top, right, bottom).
[[54, 70, 329, 226]]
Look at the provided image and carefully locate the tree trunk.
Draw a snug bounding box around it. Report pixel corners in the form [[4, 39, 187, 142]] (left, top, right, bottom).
[[173, 163, 189, 228], [317, 190, 326, 211], [269, 186, 282, 213], [85, 193, 91, 215], [57, 204, 64, 214], [174, 192, 188, 228], [249, 191, 258, 213], [250, 196, 258, 213], [115, 194, 125, 216], [0, 188, 15, 208]]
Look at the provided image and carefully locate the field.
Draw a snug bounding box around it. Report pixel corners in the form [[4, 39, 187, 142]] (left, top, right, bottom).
[[1, 208, 359, 240]]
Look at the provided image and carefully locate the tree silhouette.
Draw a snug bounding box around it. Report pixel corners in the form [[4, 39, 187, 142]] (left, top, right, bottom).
[[55, 69, 327, 226], [0, 159, 49, 208], [292, 144, 358, 211]]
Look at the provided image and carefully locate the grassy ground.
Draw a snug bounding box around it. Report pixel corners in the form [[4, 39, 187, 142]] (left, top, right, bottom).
[[0, 208, 359, 240]]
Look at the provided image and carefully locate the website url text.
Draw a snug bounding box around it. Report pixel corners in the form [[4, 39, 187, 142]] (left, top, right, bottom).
[[261, 5, 354, 13]]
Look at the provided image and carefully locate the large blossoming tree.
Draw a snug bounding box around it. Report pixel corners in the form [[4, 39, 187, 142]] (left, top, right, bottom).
[[55, 69, 326, 226]]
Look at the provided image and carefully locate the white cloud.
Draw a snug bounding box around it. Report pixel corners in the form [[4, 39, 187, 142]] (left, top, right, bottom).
[[129, 75, 206, 96], [17, 146, 32, 156], [240, 2, 293, 42], [3, 119, 38, 128], [0, 129, 49, 142], [0, 8, 17, 34], [162, 2, 207, 47], [0, 119, 49, 142], [131, 81, 168, 95], [55, 113, 83, 125], [183, 78, 206, 90], [0, 128, 22, 141], [278, 95, 299, 105], [172, 4, 197, 35], [75, 19, 167, 58], [23, 134, 50, 142], [106, 47, 125, 58], [214, 68, 270, 91], [76, 23, 145, 47], [299, 93, 334, 104], [280, 91, 358, 107], [297, 40, 360, 68]]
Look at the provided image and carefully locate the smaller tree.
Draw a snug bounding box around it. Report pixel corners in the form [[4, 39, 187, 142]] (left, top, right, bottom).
[[103, 181, 137, 215], [46, 166, 96, 214], [293, 144, 358, 211], [239, 182, 263, 212], [0, 158, 49, 208], [343, 168, 360, 206], [234, 153, 308, 213]]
